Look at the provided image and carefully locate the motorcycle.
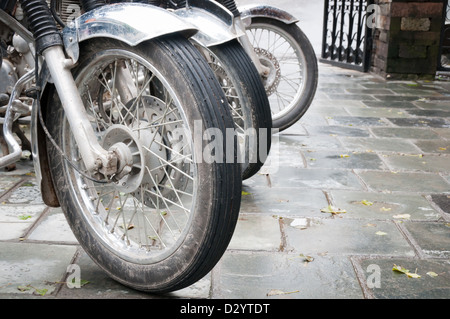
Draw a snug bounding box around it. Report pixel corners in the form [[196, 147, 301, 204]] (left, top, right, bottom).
[[0, 0, 242, 293], [182, 0, 319, 132]]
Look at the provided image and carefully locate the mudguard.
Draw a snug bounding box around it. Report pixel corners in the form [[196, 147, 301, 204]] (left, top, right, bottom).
[[173, 0, 245, 47], [238, 4, 299, 27], [62, 3, 198, 63]]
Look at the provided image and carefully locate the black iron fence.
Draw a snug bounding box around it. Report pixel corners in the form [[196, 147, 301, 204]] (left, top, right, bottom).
[[321, 0, 373, 72]]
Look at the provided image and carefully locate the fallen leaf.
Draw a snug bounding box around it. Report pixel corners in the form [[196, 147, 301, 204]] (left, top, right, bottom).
[[361, 200, 373, 206], [17, 286, 32, 292], [380, 207, 392, 212], [299, 254, 314, 263], [407, 272, 421, 279], [267, 289, 299, 296], [34, 288, 48, 296], [363, 223, 377, 227], [393, 214, 411, 220], [426, 271, 438, 278], [393, 264, 409, 274], [393, 264, 421, 279], [18, 215, 32, 220], [340, 154, 350, 158], [68, 278, 90, 287], [375, 231, 387, 236], [321, 205, 347, 215], [242, 191, 251, 196]]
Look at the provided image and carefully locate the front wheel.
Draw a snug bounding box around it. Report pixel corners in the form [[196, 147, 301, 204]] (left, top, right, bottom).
[[45, 36, 241, 293], [246, 18, 318, 132], [200, 40, 272, 180]]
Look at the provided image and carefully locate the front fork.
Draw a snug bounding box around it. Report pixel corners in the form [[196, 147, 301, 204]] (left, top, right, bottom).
[[20, 0, 121, 178], [42, 47, 119, 176]]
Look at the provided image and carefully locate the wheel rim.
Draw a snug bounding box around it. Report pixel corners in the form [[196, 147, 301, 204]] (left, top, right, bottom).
[[246, 23, 308, 121], [63, 49, 198, 264]]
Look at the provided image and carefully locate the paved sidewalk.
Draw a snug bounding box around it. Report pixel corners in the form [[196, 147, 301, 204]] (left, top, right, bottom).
[[0, 62, 449, 299]]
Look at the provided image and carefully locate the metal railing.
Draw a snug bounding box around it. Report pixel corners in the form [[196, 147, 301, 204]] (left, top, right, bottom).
[[321, 0, 373, 72]]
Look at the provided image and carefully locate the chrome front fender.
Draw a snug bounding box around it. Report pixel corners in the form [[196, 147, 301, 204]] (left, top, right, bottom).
[[238, 4, 299, 27], [62, 3, 198, 63], [173, 0, 245, 47]]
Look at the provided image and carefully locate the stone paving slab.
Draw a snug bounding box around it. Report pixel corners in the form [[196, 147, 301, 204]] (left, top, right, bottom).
[[357, 171, 450, 193], [0, 242, 77, 296], [329, 190, 441, 221], [340, 137, 422, 153], [282, 217, 415, 256], [355, 258, 450, 299], [215, 252, 364, 299]]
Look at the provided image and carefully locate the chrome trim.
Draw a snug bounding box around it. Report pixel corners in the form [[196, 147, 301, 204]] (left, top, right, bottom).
[[0, 69, 34, 169], [63, 3, 198, 62], [174, 0, 244, 47], [238, 4, 299, 27]]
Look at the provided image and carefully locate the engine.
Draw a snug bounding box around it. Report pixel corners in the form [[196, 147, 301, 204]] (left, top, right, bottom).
[[0, 0, 82, 106]]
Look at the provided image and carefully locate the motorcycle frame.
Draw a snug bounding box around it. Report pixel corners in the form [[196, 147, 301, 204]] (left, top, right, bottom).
[[0, 2, 199, 206]]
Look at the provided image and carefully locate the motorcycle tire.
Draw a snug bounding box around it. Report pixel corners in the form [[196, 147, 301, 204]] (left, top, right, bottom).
[[203, 40, 272, 180], [245, 17, 318, 132], [45, 36, 242, 293]]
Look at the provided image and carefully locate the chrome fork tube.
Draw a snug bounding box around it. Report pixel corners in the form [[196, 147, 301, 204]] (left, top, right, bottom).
[[42, 46, 117, 176]]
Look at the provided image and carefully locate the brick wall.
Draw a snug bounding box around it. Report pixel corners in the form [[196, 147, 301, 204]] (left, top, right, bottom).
[[371, 0, 445, 79]]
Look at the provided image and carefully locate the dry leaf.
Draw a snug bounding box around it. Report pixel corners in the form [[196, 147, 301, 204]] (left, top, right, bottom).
[[393, 214, 411, 220], [299, 254, 314, 263], [267, 289, 299, 296], [361, 200, 373, 206], [321, 205, 347, 215], [407, 272, 421, 279]]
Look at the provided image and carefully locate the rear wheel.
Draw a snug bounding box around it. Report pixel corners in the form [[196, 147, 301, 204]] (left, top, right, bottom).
[[45, 36, 241, 293]]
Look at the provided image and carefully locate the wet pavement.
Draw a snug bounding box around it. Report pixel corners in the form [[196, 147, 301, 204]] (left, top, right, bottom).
[[0, 61, 449, 300], [0, 0, 449, 299]]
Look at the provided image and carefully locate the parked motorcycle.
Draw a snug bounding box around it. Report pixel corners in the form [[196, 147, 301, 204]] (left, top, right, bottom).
[[0, 0, 242, 293], [187, 0, 318, 132]]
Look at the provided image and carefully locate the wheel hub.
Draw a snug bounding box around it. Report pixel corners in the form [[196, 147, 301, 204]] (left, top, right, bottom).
[[102, 125, 146, 193], [125, 96, 190, 207], [255, 48, 281, 96]]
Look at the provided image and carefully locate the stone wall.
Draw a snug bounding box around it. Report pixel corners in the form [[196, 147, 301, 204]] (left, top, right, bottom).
[[371, 0, 445, 79]]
